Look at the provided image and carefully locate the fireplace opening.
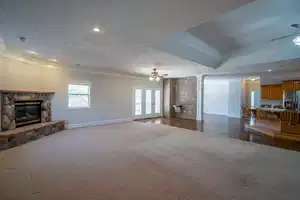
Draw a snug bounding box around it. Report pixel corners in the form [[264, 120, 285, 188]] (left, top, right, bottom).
[[15, 100, 42, 128]]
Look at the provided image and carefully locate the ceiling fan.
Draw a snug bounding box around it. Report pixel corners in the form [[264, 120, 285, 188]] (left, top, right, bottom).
[[271, 24, 300, 44], [149, 68, 168, 81]]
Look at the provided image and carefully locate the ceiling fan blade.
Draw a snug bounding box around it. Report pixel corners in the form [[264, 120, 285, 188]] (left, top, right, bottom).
[[271, 33, 298, 42]]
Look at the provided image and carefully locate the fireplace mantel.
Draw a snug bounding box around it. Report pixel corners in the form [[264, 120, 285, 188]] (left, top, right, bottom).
[[0, 89, 55, 94]]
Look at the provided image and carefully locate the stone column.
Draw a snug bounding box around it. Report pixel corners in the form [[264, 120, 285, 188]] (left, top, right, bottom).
[[163, 78, 176, 118], [196, 75, 205, 121], [1, 94, 16, 131]]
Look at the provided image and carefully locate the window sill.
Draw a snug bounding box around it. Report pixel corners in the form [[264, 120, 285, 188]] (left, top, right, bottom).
[[68, 107, 90, 110]]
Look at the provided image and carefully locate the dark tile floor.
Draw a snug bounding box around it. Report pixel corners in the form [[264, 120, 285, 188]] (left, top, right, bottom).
[[136, 115, 300, 152]]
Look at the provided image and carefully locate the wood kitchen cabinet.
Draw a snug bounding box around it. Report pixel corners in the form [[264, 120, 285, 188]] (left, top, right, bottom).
[[295, 81, 300, 91], [269, 85, 283, 99], [282, 81, 295, 91], [261, 85, 270, 99], [260, 84, 283, 100]]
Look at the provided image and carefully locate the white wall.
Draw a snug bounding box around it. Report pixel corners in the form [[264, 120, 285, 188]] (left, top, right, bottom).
[[228, 79, 242, 118], [204, 79, 229, 116], [204, 77, 242, 118], [0, 55, 162, 127]]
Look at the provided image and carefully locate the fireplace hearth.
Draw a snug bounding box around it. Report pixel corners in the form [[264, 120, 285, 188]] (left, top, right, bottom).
[[15, 100, 42, 127]]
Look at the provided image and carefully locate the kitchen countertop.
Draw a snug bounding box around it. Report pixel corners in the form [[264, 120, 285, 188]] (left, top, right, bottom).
[[260, 108, 286, 112]]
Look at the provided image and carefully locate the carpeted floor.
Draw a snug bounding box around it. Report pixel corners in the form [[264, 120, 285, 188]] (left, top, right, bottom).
[[1, 122, 300, 200]]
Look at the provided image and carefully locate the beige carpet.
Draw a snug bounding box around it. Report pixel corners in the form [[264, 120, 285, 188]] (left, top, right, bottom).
[[0, 122, 300, 200]]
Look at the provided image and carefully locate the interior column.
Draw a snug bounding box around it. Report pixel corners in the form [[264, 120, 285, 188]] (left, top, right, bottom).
[[197, 75, 205, 121]]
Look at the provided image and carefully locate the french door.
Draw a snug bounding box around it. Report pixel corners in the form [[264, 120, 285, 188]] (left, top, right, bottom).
[[134, 88, 162, 118]]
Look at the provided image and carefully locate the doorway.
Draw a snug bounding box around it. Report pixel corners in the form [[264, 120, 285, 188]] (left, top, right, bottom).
[[251, 89, 261, 108], [134, 88, 162, 118]]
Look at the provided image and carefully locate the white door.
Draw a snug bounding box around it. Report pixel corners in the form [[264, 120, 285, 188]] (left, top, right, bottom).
[[134, 88, 161, 118]]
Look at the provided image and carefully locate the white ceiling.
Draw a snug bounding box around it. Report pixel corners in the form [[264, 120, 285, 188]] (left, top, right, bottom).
[[0, 0, 299, 77], [161, 0, 300, 73]]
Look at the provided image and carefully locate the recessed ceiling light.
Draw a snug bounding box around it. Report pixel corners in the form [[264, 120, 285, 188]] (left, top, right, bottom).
[[49, 58, 58, 62], [28, 50, 38, 55], [93, 27, 100, 32], [92, 26, 104, 33], [293, 36, 300, 46], [268, 69, 272, 72]]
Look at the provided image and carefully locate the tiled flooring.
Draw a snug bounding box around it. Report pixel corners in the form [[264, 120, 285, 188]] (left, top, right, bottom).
[[136, 115, 300, 152]]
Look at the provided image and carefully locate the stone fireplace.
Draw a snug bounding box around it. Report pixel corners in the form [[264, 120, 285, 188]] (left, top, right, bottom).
[[15, 100, 42, 128], [1, 91, 53, 132], [0, 90, 65, 150]]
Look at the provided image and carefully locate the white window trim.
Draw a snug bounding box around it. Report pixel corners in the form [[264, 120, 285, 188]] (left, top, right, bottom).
[[68, 83, 91, 109]]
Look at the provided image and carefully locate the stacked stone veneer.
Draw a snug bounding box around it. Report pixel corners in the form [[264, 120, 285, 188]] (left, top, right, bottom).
[[175, 77, 197, 120], [0, 91, 65, 150], [1, 92, 53, 132], [163, 77, 197, 120], [0, 121, 65, 150]]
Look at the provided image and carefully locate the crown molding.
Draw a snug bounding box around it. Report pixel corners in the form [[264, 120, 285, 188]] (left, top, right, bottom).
[[0, 51, 149, 80]]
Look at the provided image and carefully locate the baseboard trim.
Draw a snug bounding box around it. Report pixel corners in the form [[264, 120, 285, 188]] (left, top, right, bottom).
[[228, 115, 242, 119], [204, 112, 228, 117], [204, 112, 241, 119], [67, 117, 134, 129], [133, 116, 163, 120]]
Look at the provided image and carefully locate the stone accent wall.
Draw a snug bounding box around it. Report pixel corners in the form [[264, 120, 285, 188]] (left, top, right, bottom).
[[1, 92, 53, 132], [163, 77, 197, 120], [175, 77, 197, 120], [0, 120, 65, 150]]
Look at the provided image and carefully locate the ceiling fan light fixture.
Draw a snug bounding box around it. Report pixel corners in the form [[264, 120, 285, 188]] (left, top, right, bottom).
[[149, 68, 163, 81], [293, 36, 300, 46]]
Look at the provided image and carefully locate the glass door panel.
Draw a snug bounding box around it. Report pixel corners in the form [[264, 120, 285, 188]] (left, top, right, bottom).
[[134, 88, 161, 118], [145, 90, 152, 115], [135, 89, 142, 115], [155, 90, 161, 114]]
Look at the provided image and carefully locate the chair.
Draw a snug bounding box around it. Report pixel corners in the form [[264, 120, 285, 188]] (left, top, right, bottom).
[[280, 111, 300, 135], [241, 105, 251, 118], [256, 109, 267, 120]]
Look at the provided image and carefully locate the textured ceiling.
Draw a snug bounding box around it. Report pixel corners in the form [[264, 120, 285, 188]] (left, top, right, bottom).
[[0, 0, 299, 77]]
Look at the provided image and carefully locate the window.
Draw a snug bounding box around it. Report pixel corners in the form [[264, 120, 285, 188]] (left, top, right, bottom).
[[68, 84, 90, 109]]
